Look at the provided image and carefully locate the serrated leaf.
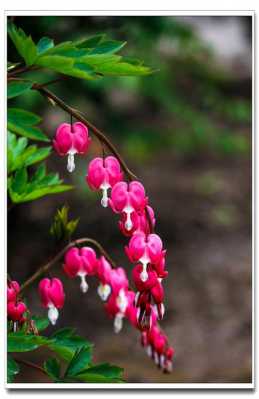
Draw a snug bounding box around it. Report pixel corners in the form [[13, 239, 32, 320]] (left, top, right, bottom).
[[65, 346, 92, 377], [8, 22, 38, 66], [37, 37, 54, 54], [8, 108, 48, 142], [35, 55, 74, 71], [7, 332, 49, 352], [7, 81, 33, 99], [9, 184, 73, 203], [7, 355, 20, 383], [44, 358, 61, 381]]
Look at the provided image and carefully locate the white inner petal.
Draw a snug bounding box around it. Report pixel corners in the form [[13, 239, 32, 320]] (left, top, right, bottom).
[[97, 283, 111, 301], [100, 182, 111, 208], [139, 250, 150, 282], [146, 345, 152, 357], [67, 149, 77, 173], [123, 204, 134, 231], [48, 304, 59, 325], [114, 312, 124, 333], [78, 272, 88, 293], [116, 289, 128, 313]]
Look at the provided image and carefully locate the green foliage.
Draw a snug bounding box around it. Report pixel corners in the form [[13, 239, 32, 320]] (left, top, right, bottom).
[[7, 327, 124, 383], [7, 355, 20, 383], [44, 358, 61, 382], [31, 316, 50, 332], [50, 205, 79, 242], [7, 80, 33, 99], [8, 22, 153, 79], [8, 164, 73, 203], [8, 131, 51, 173], [8, 108, 49, 142], [48, 327, 92, 362]]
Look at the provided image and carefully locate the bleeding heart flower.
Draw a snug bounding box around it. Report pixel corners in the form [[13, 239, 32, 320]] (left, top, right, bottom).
[[7, 281, 20, 303], [86, 156, 123, 207], [38, 278, 65, 325], [96, 256, 113, 301], [7, 301, 27, 322], [118, 205, 155, 237], [53, 122, 91, 172], [63, 247, 97, 293], [109, 181, 147, 231], [125, 232, 165, 282]]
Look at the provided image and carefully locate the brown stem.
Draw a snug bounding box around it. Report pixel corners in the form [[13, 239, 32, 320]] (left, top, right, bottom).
[[8, 65, 40, 78], [31, 84, 137, 181], [15, 358, 46, 376], [20, 237, 116, 292]]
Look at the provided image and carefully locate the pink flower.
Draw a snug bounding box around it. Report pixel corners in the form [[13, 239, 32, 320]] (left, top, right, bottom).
[[109, 267, 129, 295], [109, 181, 148, 232], [38, 278, 65, 325], [86, 156, 123, 207], [96, 256, 113, 301], [7, 301, 27, 322], [7, 281, 20, 303], [53, 122, 91, 172], [142, 326, 174, 371], [125, 232, 165, 282], [118, 205, 155, 237], [105, 289, 133, 333], [63, 247, 97, 293]]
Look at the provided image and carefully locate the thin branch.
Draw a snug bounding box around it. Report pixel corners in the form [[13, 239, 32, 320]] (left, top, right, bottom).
[[20, 237, 117, 293], [31, 84, 138, 181], [8, 65, 40, 78], [15, 358, 46, 376]]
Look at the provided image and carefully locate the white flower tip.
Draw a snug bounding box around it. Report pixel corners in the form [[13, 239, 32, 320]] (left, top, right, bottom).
[[101, 197, 108, 207], [97, 284, 111, 301], [114, 313, 124, 333], [48, 306, 59, 325], [67, 153, 75, 173], [140, 270, 148, 282]]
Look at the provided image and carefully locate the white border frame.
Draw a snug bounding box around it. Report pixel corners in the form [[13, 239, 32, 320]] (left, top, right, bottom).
[[3, 9, 254, 390]]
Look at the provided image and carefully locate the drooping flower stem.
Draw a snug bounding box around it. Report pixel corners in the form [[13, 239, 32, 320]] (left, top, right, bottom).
[[20, 237, 117, 293], [31, 84, 138, 182]]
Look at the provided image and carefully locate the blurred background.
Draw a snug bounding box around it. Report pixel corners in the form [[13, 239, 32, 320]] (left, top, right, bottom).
[[8, 15, 252, 383]]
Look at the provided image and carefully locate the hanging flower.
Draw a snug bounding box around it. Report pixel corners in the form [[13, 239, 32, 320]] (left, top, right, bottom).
[[96, 256, 113, 301], [109, 181, 148, 231], [7, 301, 27, 323], [118, 205, 155, 237], [53, 122, 91, 172], [7, 280, 20, 303], [86, 156, 123, 207], [38, 278, 65, 325], [63, 247, 97, 293]]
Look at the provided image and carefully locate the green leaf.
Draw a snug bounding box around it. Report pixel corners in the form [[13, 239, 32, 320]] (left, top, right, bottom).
[[50, 205, 79, 241], [8, 108, 42, 125], [31, 316, 49, 332], [76, 363, 124, 383], [24, 147, 52, 167], [8, 22, 38, 66], [65, 346, 92, 377], [35, 55, 74, 71], [49, 328, 92, 362], [37, 37, 54, 54], [7, 355, 20, 383], [7, 81, 33, 99], [75, 34, 105, 49], [8, 108, 49, 142], [11, 168, 28, 194], [44, 358, 61, 382], [8, 332, 49, 352], [98, 61, 153, 76], [89, 40, 126, 55]]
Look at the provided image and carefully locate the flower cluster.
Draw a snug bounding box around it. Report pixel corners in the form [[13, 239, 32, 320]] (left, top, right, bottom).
[[7, 281, 27, 328], [9, 122, 175, 371]]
